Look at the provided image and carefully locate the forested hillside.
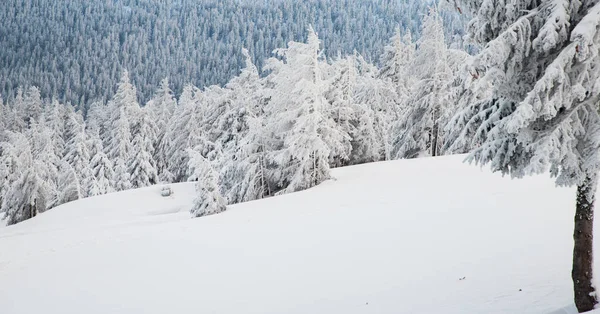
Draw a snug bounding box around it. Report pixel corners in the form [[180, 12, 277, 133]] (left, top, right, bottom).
[[0, 8, 480, 224], [0, 0, 466, 107]]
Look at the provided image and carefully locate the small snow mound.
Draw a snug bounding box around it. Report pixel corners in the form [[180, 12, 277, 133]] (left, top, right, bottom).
[[0, 182, 197, 234]]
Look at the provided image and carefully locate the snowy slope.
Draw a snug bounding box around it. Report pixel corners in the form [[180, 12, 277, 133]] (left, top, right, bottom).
[[0, 155, 594, 314]]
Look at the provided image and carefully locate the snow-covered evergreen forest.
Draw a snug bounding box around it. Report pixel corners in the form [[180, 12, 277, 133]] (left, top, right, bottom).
[[4, 0, 600, 312], [0, 0, 468, 107], [0, 7, 479, 224]]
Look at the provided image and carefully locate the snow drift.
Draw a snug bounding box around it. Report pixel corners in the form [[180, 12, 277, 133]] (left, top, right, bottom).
[[0, 156, 595, 314]]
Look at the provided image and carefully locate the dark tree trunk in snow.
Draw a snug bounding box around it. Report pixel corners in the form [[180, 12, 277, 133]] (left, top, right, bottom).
[[573, 175, 598, 313], [430, 105, 441, 157], [431, 122, 439, 157]]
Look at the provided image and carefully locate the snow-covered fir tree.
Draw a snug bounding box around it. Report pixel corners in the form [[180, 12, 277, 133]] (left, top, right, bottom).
[[394, 7, 453, 159], [379, 27, 416, 108], [45, 99, 67, 160], [86, 101, 108, 137], [54, 160, 81, 206], [87, 129, 114, 197], [145, 78, 177, 182], [445, 0, 600, 311], [129, 108, 159, 188], [188, 149, 226, 218], [27, 119, 60, 209], [324, 55, 357, 168], [1, 131, 55, 225], [23, 86, 43, 128], [163, 84, 203, 183], [217, 49, 268, 203], [112, 70, 142, 134], [354, 55, 399, 161], [326, 54, 383, 165], [230, 112, 272, 203], [62, 107, 93, 197], [264, 26, 338, 193], [106, 106, 132, 192]]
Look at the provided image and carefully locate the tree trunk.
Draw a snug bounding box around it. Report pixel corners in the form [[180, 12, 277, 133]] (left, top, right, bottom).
[[431, 122, 439, 157], [430, 105, 441, 157], [573, 175, 598, 313]]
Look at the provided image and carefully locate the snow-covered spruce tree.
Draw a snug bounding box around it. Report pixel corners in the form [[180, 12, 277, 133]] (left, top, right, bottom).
[[354, 55, 398, 161], [112, 70, 142, 134], [263, 26, 341, 193], [445, 1, 600, 311], [394, 7, 453, 159], [188, 149, 226, 218], [232, 112, 272, 203], [145, 77, 177, 182], [443, 51, 493, 154], [62, 107, 93, 197], [324, 55, 356, 167], [85, 101, 107, 137], [350, 102, 381, 165], [173, 85, 226, 183], [0, 131, 24, 218], [55, 160, 81, 206], [163, 84, 203, 183], [45, 99, 67, 160], [106, 106, 132, 192], [1, 131, 55, 225], [129, 108, 159, 188], [87, 129, 114, 197], [0, 95, 5, 132], [217, 48, 268, 203], [327, 54, 382, 165], [379, 27, 416, 110], [27, 119, 61, 209], [23, 86, 43, 128]]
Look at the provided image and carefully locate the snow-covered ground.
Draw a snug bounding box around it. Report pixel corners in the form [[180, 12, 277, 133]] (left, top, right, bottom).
[[0, 155, 596, 314]]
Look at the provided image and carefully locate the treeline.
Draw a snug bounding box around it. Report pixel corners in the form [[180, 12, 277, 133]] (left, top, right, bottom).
[[0, 9, 484, 224]]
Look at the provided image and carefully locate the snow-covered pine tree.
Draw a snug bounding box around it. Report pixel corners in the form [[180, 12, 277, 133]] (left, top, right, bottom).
[[1, 131, 55, 225], [354, 55, 398, 161], [394, 7, 452, 159], [349, 103, 381, 165], [113, 70, 142, 135], [0, 131, 23, 218], [188, 149, 226, 218], [216, 48, 271, 203], [0, 95, 5, 133], [87, 129, 114, 196], [23, 86, 43, 128], [86, 101, 107, 137], [445, 1, 600, 311], [145, 77, 177, 182], [62, 107, 93, 197], [263, 26, 339, 193], [326, 54, 382, 165], [379, 27, 416, 108], [232, 112, 272, 203], [27, 118, 61, 209], [8, 87, 27, 133], [324, 55, 356, 167], [163, 84, 202, 183], [45, 99, 67, 160], [129, 108, 159, 188], [443, 50, 492, 154], [106, 106, 132, 191], [54, 160, 81, 206]]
